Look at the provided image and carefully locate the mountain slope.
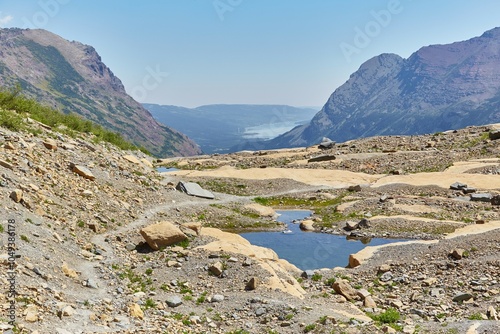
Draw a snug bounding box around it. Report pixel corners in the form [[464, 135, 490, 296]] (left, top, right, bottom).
[[0, 28, 201, 157], [270, 27, 500, 148], [145, 104, 317, 153]]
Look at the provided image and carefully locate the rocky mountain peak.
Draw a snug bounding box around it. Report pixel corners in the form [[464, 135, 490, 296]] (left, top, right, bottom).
[[268, 27, 500, 149], [0, 28, 201, 157]]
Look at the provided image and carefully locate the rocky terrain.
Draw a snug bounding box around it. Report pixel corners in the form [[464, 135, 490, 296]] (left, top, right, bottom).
[[267, 27, 500, 149], [0, 28, 201, 157], [1, 117, 500, 333]]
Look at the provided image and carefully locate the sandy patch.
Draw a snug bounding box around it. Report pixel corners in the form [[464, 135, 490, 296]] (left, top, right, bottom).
[[445, 161, 500, 174], [393, 204, 442, 214], [349, 220, 500, 266], [174, 167, 382, 188], [374, 172, 500, 190], [369, 215, 461, 224], [197, 227, 305, 298]]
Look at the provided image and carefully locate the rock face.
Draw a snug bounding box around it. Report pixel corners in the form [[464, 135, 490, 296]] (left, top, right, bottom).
[[139, 221, 187, 250], [269, 27, 500, 148], [0, 28, 201, 157]]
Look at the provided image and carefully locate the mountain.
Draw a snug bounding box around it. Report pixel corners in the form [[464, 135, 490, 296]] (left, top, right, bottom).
[[144, 104, 318, 153], [0, 28, 201, 157], [269, 27, 500, 148]]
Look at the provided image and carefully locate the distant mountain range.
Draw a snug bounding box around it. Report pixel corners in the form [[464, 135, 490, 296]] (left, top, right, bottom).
[[266, 27, 500, 149], [0, 28, 201, 157], [145, 104, 318, 154]]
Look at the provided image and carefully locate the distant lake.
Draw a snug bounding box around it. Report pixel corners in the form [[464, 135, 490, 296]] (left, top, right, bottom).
[[242, 120, 309, 140], [240, 210, 408, 270]]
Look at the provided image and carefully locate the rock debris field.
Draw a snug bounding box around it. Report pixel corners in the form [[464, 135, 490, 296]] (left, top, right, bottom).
[[1, 122, 500, 333]]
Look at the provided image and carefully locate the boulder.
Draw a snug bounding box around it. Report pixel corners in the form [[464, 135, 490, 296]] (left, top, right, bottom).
[[332, 279, 359, 301], [209, 262, 224, 277], [71, 164, 95, 181], [43, 138, 57, 150], [318, 137, 335, 149], [244, 203, 277, 218], [491, 195, 500, 206], [450, 182, 467, 190], [123, 155, 141, 164], [246, 277, 258, 290], [449, 248, 466, 260], [166, 295, 183, 308], [344, 221, 359, 231], [10, 189, 23, 203], [308, 154, 336, 163], [129, 303, 144, 319], [348, 254, 362, 268], [176, 181, 215, 199], [139, 221, 187, 250], [452, 292, 473, 302], [470, 193, 492, 202], [488, 129, 500, 140], [0, 159, 14, 170], [181, 222, 202, 236], [299, 220, 315, 231], [61, 262, 79, 279], [358, 218, 371, 228]]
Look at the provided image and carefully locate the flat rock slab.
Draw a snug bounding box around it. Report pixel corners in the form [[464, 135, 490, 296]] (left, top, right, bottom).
[[308, 154, 336, 163], [71, 165, 95, 181], [176, 181, 215, 199], [470, 193, 492, 202]]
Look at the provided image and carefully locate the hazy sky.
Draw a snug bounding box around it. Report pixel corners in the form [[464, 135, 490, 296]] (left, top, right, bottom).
[[1, 0, 500, 108]]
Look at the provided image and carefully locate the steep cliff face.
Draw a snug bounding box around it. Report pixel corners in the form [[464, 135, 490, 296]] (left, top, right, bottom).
[[0, 28, 201, 157], [270, 27, 500, 148]]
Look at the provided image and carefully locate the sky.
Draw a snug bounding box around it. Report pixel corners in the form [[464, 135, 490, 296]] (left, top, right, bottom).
[[1, 0, 500, 108]]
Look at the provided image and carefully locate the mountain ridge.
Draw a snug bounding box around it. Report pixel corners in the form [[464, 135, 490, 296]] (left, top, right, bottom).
[[0, 28, 201, 157], [267, 27, 500, 149], [145, 103, 317, 153]]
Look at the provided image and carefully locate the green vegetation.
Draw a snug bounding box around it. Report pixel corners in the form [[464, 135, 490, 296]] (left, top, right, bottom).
[[0, 85, 144, 152], [311, 273, 323, 282], [467, 313, 483, 320], [368, 307, 401, 326], [173, 238, 190, 249], [144, 298, 156, 309], [0, 224, 3, 233], [20, 235, 29, 242], [196, 291, 208, 305], [303, 324, 316, 333]]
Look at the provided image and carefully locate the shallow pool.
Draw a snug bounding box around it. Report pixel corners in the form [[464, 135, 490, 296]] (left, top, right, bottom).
[[156, 167, 179, 173], [240, 210, 408, 270]]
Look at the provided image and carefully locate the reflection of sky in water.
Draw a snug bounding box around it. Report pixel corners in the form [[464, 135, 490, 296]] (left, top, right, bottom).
[[240, 210, 409, 270], [243, 120, 309, 140], [156, 167, 179, 173]]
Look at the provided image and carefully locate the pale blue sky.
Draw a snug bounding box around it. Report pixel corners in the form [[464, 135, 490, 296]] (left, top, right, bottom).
[[1, 0, 500, 107]]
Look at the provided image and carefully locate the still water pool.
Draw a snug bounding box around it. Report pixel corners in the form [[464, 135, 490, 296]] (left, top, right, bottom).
[[156, 167, 179, 173], [240, 210, 408, 270]]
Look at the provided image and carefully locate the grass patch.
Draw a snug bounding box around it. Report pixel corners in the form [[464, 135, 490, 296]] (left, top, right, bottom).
[[368, 307, 401, 325], [0, 85, 145, 152]]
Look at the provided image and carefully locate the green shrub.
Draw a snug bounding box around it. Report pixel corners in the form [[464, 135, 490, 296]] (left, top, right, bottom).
[[369, 307, 401, 324]]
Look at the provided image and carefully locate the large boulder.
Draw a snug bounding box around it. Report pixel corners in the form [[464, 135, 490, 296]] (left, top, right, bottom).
[[140, 221, 187, 250], [332, 279, 359, 301]]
